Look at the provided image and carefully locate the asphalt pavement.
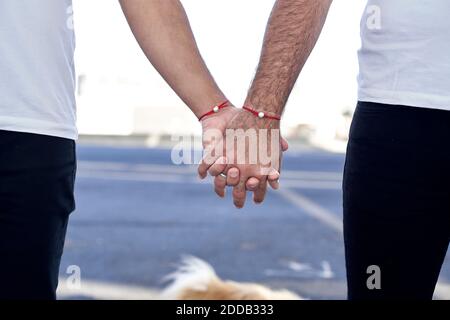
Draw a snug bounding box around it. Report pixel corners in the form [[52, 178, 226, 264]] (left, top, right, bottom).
[[57, 144, 450, 300]]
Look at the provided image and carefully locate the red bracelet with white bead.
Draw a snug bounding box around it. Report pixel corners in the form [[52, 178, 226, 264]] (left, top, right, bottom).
[[242, 106, 281, 120], [198, 100, 230, 121]]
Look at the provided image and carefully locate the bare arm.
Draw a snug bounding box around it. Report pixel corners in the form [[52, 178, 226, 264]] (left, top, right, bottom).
[[119, 0, 226, 118], [206, 0, 333, 208], [246, 0, 333, 114]]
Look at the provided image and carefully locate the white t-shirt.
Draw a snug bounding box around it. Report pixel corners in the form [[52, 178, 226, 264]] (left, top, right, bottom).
[[358, 0, 450, 111], [0, 0, 77, 139]]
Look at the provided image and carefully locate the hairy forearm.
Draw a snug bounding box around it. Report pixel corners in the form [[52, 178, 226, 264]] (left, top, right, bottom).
[[119, 0, 226, 118], [246, 0, 332, 114]]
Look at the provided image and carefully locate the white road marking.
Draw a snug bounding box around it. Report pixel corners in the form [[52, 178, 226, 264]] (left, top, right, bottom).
[[77, 161, 342, 190], [78, 170, 189, 184], [287, 261, 313, 272], [78, 171, 342, 190], [57, 278, 160, 300], [434, 281, 450, 300], [78, 161, 342, 180], [319, 261, 334, 279], [282, 180, 341, 190], [75, 161, 450, 300], [278, 188, 343, 233], [282, 171, 342, 181], [78, 161, 197, 175], [264, 261, 334, 279], [278, 188, 450, 300]]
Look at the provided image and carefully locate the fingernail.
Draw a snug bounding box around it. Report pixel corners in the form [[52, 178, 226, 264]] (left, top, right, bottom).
[[271, 169, 280, 178], [253, 197, 263, 204], [230, 170, 238, 178]]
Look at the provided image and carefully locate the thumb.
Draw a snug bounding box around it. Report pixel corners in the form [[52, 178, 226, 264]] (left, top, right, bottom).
[[281, 136, 289, 152], [267, 168, 281, 190]]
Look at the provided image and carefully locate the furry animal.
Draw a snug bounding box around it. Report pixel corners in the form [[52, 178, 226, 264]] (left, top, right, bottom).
[[161, 256, 302, 300]]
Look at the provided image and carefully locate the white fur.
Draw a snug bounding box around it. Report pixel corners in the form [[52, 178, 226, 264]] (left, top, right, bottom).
[[161, 256, 219, 300], [160, 256, 302, 300]]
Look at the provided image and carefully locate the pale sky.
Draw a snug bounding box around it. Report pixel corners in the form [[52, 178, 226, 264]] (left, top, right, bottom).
[[73, 0, 367, 135]]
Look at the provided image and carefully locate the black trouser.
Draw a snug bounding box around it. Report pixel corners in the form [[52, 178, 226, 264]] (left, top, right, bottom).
[[343, 101, 450, 300], [0, 130, 76, 300]]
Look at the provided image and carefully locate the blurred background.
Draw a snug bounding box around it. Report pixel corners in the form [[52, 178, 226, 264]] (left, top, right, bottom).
[[57, 0, 450, 299]]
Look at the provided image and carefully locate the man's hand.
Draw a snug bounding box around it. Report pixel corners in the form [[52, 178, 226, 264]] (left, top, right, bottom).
[[200, 0, 332, 208], [199, 106, 245, 199], [224, 109, 284, 208], [199, 108, 288, 208]]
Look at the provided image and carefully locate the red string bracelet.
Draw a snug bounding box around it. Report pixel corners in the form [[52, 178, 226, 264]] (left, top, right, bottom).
[[198, 100, 230, 121], [243, 106, 281, 120]]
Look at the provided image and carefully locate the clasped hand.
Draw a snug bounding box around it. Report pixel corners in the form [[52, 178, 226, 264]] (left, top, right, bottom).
[[198, 106, 288, 208]]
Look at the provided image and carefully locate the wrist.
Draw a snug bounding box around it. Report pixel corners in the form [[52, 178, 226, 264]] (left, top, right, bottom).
[[244, 95, 284, 116], [197, 100, 232, 122], [198, 101, 229, 122], [242, 105, 281, 121], [190, 90, 229, 119], [200, 103, 238, 128]]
